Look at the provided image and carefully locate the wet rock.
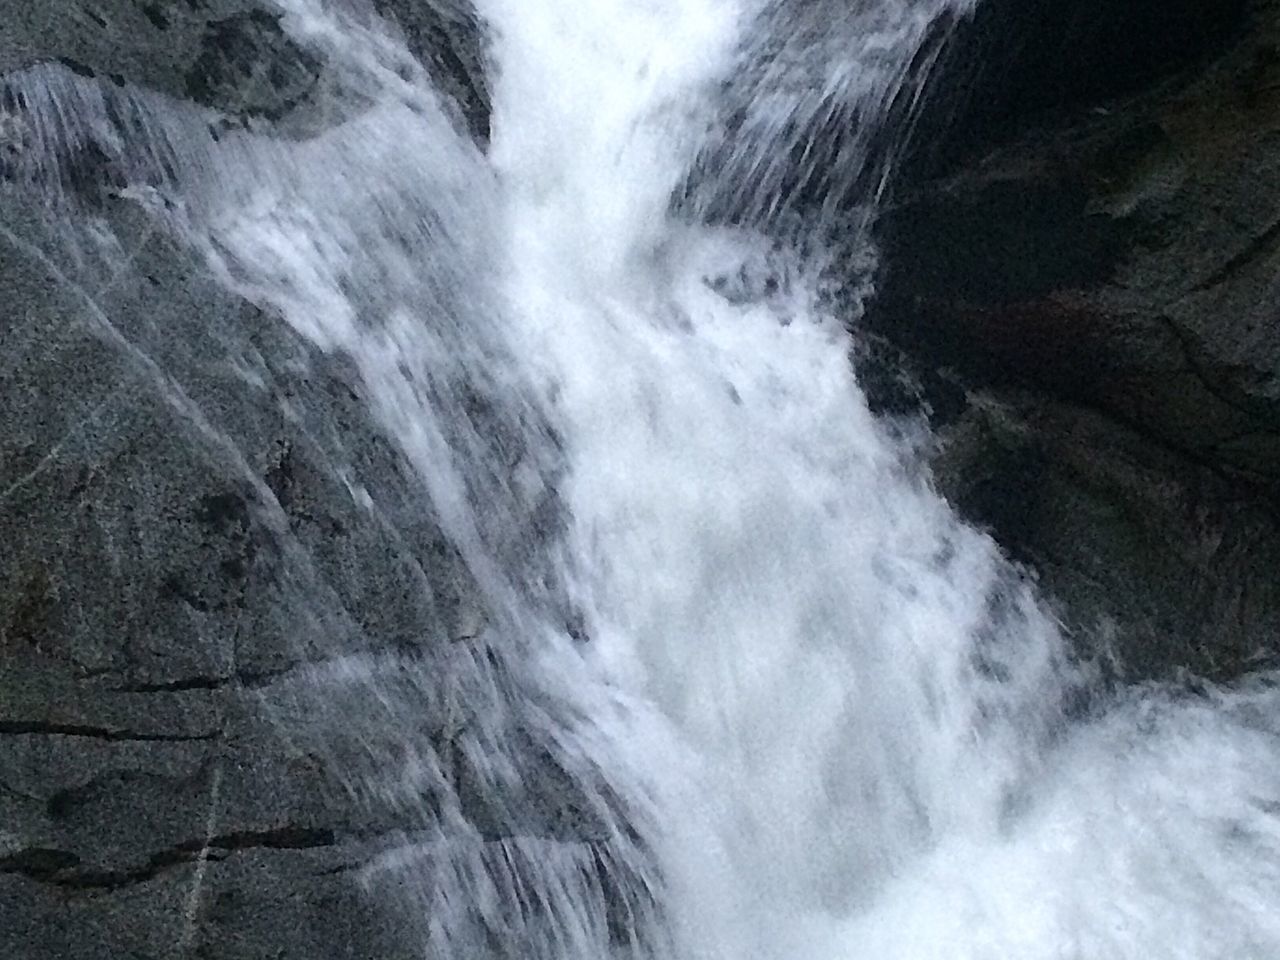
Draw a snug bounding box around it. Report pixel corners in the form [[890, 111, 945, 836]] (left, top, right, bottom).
[[1, 837, 418, 960], [869, 0, 1280, 680], [0, 0, 490, 140], [0, 19, 637, 939], [931, 392, 1280, 683], [184, 8, 323, 122], [904, 0, 1249, 181], [0, 176, 477, 955], [371, 0, 491, 143], [1, 2, 284, 123]]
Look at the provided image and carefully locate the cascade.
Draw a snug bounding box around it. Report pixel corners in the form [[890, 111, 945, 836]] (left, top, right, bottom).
[[5, 1, 1279, 957]]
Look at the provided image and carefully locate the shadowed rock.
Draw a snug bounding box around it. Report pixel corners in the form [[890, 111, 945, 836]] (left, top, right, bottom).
[[868, 0, 1280, 681]]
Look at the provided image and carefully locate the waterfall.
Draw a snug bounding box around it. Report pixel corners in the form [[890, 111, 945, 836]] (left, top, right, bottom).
[[6, 0, 1280, 957]]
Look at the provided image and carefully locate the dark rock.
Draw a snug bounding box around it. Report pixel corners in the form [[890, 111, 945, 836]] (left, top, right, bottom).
[[0, 175, 472, 955], [0, 2, 293, 124], [869, 0, 1280, 680], [904, 0, 1250, 181], [931, 392, 1280, 683], [371, 0, 491, 143], [0, 1, 490, 140], [0, 143, 605, 951], [0, 0, 652, 942], [0, 838, 418, 960], [184, 9, 323, 123]]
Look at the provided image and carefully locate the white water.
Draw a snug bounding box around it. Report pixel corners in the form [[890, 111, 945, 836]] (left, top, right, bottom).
[[7, 1, 1280, 957]]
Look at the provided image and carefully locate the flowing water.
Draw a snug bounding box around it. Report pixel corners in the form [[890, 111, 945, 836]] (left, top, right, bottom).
[[6, 0, 1280, 957]]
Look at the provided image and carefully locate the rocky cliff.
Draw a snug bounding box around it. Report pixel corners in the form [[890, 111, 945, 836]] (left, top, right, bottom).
[[0, 4, 539, 959], [868, 0, 1280, 683]]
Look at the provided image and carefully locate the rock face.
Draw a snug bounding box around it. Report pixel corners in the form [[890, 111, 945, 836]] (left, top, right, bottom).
[[0, 3, 507, 959], [0, 184, 479, 959], [0, 0, 488, 139], [870, 0, 1280, 680], [371, 0, 491, 142], [903, 0, 1250, 182]]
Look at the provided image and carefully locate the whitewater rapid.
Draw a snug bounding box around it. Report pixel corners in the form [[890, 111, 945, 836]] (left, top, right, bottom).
[[7, 0, 1280, 956]]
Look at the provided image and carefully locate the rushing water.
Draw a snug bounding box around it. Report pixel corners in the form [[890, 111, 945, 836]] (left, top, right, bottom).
[[6, 0, 1280, 957]]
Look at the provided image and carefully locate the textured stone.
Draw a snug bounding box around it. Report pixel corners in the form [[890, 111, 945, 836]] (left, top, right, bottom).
[[0, 0, 488, 140], [869, 0, 1280, 680], [930, 392, 1280, 682], [371, 0, 490, 143], [0, 3, 633, 954], [0, 139, 474, 957], [0, 839, 421, 960]]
